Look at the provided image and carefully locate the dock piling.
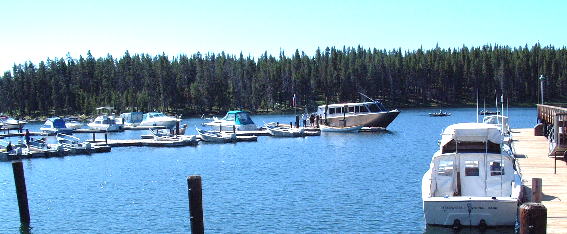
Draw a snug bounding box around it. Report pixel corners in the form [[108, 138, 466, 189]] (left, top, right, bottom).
[[187, 175, 204, 234], [92, 132, 96, 142], [12, 161, 30, 224], [519, 202, 547, 234], [532, 178, 542, 203], [176, 122, 180, 135], [104, 133, 108, 145]]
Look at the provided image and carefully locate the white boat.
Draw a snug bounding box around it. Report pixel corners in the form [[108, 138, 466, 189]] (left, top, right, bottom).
[[196, 128, 237, 143], [267, 126, 305, 137], [483, 115, 510, 135], [316, 94, 399, 129], [203, 111, 257, 131], [87, 115, 122, 131], [319, 124, 363, 132], [64, 117, 83, 130], [0, 116, 27, 128], [40, 117, 74, 134], [422, 123, 523, 228], [139, 112, 180, 129]]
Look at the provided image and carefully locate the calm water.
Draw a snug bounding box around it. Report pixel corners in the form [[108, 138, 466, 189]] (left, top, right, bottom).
[[1, 108, 536, 233]]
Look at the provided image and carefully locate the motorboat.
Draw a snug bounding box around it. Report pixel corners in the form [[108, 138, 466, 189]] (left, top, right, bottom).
[[40, 117, 74, 134], [316, 97, 399, 129], [422, 123, 523, 228], [0, 115, 27, 128], [483, 115, 510, 135], [203, 110, 257, 131], [479, 110, 500, 115], [319, 124, 363, 132], [429, 110, 451, 117], [139, 112, 180, 129], [64, 117, 83, 130], [120, 112, 144, 127], [266, 125, 305, 137], [87, 115, 122, 131], [196, 128, 237, 143]]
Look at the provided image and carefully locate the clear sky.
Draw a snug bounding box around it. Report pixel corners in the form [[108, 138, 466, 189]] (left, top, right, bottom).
[[0, 0, 565, 73]]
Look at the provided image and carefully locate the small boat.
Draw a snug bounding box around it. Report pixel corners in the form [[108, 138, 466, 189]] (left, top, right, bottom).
[[139, 112, 180, 129], [266, 125, 305, 137], [40, 117, 74, 134], [482, 115, 510, 135], [0, 115, 27, 128], [203, 110, 257, 131], [88, 107, 123, 131], [428, 110, 451, 117], [64, 117, 83, 130], [87, 115, 122, 131], [422, 123, 523, 228], [319, 125, 363, 132], [196, 128, 237, 143], [478, 110, 500, 115]]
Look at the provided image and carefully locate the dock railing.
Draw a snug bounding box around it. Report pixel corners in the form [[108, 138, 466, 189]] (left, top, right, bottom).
[[537, 104, 567, 156]]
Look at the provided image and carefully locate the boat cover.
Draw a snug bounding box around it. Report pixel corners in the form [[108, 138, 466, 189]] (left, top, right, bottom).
[[48, 118, 67, 128], [440, 123, 503, 147]]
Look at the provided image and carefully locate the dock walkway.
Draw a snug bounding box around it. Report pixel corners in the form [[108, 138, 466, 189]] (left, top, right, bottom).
[[513, 128, 567, 233]]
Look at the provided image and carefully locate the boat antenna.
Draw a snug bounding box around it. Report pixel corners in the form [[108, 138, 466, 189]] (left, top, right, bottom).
[[476, 89, 479, 123], [358, 92, 376, 103]]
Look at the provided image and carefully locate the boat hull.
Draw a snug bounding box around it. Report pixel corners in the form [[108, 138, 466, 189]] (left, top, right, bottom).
[[319, 125, 363, 132], [139, 119, 179, 129], [324, 110, 399, 128], [423, 198, 518, 227], [87, 123, 121, 132]]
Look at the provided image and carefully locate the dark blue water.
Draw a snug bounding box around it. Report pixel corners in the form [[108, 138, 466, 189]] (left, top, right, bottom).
[[0, 108, 536, 233]]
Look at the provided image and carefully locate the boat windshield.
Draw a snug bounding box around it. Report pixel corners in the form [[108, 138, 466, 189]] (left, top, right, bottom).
[[223, 113, 236, 121], [236, 112, 254, 125]]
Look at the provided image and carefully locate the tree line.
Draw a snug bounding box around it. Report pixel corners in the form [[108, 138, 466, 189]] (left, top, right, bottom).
[[0, 43, 566, 117]]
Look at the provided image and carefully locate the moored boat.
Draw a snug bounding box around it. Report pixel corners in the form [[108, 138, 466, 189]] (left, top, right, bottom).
[[422, 123, 523, 228], [203, 110, 257, 131], [316, 99, 399, 129], [266, 125, 305, 137], [139, 112, 180, 129], [120, 112, 144, 127], [40, 117, 74, 134], [196, 128, 237, 143], [0, 115, 27, 128], [429, 110, 451, 117], [64, 117, 84, 130]]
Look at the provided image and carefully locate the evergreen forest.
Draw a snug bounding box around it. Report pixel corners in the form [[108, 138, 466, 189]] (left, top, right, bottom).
[[0, 43, 566, 117]]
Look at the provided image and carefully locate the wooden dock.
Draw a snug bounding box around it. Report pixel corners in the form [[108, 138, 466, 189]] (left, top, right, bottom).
[[513, 128, 567, 233]]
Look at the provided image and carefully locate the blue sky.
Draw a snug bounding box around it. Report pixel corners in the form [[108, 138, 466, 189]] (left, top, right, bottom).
[[0, 0, 565, 73]]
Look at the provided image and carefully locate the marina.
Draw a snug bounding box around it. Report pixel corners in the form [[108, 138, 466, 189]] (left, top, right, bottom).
[[0, 107, 566, 232]]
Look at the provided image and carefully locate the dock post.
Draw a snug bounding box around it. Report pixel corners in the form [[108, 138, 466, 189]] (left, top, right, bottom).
[[532, 178, 542, 203], [176, 122, 180, 135], [187, 175, 204, 234], [12, 161, 30, 225], [519, 202, 546, 234], [295, 115, 299, 128], [92, 132, 96, 142], [104, 133, 108, 145], [290, 122, 292, 128], [219, 125, 222, 132], [232, 125, 235, 134]]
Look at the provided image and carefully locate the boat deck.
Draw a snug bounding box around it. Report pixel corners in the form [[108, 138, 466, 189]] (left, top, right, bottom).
[[513, 128, 567, 233]]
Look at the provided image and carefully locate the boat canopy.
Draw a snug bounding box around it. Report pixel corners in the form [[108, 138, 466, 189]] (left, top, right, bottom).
[[47, 117, 67, 128], [121, 112, 143, 123], [223, 111, 255, 125], [143, 112, 167, 120], [440, 123, 504, 153]]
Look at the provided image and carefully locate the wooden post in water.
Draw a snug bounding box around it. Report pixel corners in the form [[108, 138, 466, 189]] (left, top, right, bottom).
[[532, 178, 542, 203], [104, 132, 108, 145], [232, 125, 236, 134], [92, 132, 96, 142], [12, 161, 30, 224], [295, 115, 299, 128], [176, 122, 180, 135], [519, 202, 546, 234], [290, 122, 292, 128], [187, 175, 204, 234]]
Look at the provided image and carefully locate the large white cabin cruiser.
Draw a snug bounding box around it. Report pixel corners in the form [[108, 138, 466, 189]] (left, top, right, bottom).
[[87, 115, 122, 131], [422, 123, 522, 228], [203, 111, 257, 131], [139, 112, 180, 129], [40, 117, 74, 134], [316, 100, 399, 128]]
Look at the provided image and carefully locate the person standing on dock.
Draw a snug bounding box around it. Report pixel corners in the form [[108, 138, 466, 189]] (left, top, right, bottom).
[[24, 129, 30, 146], [309, 114, 315, 127]]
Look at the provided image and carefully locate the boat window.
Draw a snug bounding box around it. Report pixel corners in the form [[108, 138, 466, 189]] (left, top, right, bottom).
[[368, 104, 380, 112], [437, 160, 454, 176], [348, 106, 355, 113], [329, 108, 335, 114], [237, 112, 254, 125], [223, 114, 235, 121], [490, 161, 505, 176], [355, 106, 359, 113], [465, 161, 479, 176], [359, 105, 369, 113], [335, 108, 342, 114]]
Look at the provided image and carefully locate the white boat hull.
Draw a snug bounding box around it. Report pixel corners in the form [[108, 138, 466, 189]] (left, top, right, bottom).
[[267, 127, 304, 137], [423, 198, 518, 227], [319, 125, 363, 132], [139, 117, 179, 129], [87, 123, 121, 132]]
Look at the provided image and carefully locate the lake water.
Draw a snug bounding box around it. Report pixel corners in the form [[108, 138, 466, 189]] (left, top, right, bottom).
[[0, 108, 537, 233]]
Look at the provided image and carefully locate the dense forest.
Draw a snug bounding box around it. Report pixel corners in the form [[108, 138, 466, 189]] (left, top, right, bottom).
[[0, 43, 566, 117]]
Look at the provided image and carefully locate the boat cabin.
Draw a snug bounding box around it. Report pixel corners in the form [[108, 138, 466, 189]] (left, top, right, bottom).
[[222, 111, 255, 125], [317, 101, 387, 117]]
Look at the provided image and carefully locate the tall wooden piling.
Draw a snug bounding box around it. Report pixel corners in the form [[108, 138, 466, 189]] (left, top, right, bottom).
[[519, 203, 547, 234], [295, 115, 299, 128], [12, 161, 30, 224], [104, 133, 108, 145], [176, 122, 180, 135], [92, 132, 96, 142], [532, 178, 542, 203], [188, 175, 204, 234]]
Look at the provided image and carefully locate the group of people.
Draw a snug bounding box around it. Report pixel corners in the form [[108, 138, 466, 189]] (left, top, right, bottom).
[[301, 113, 321, 127]]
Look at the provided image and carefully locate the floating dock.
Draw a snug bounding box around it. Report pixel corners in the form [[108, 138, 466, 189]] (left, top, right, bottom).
[[0, 145, 111, 161], [513, 128, 567, 233]]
